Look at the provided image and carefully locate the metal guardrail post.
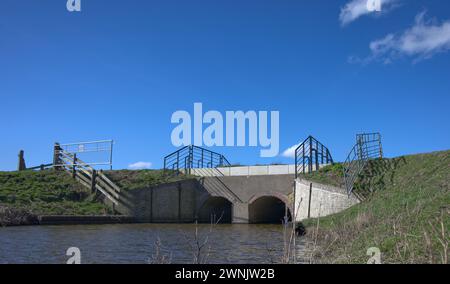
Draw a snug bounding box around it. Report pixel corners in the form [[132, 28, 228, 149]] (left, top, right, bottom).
[[210, 152, 213, 168], [302, 145, 305, 174], [295, 148, 298, 179], [201, 148, 204, 168], [379, 134, 383, 158]]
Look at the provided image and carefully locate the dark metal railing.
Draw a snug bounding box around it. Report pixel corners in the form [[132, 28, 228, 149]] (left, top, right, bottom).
[[163, 145, 231, 174], [295, 136, 333, 178], [343, 133, 383, 195]]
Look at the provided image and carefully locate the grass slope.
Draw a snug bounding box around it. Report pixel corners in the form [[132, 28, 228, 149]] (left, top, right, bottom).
[[298, 163, 345, 188], [303, 150, 450, 264], [0, 170, 110, 216], [104, 170, 191, 190]]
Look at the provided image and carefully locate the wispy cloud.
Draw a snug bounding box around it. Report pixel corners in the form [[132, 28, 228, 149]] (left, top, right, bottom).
[[128, 161, 152, 170], [339, 0, 399, 26], [352, 12, 450, 64], [281, 143, 300, 158]]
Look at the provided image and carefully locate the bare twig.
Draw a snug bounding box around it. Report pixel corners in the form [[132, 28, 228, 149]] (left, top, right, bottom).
[[181, 212, 224, 264], [148, 237, 172, 264]]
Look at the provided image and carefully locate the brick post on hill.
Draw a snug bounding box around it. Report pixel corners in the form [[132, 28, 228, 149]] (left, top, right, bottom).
[[17, 150, 26, 171]]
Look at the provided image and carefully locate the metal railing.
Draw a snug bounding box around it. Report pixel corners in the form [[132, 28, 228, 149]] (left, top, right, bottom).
[[295, 136, 333, 178], [163, 145, 231, 174], [58, 140, 114, 170], [343, 133, 383, 195]]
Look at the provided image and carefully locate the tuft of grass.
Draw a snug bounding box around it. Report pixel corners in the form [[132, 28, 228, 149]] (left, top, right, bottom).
[[302, 150, 450, 264]]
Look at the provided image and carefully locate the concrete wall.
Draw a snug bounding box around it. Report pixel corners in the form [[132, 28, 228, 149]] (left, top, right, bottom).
[[188, 164, 327, 176], [111, 175, 358, 224], [294, 178, 359, 221], [113, 174, 296, 224], [116, 179, 200, 223], [197, 174, 295, 223], [187, 165, 295, 176]]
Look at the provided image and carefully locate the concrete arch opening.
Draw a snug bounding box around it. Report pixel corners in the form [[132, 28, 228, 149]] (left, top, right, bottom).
[[249, 196, 292, 224], [197, 197, 232, 224]]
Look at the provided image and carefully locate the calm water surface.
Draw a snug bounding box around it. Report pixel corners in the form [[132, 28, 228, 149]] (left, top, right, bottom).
[[0, 224, 306, 264]]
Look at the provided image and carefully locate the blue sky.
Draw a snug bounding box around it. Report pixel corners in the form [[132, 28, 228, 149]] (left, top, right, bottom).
[[1, 0, 450, 170]]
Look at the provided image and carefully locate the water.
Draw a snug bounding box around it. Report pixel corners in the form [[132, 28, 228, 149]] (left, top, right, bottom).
[[0, 224, 306, 264]]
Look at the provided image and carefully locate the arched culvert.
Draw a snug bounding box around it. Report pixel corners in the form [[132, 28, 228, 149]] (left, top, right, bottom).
[[249, 196, 292, 224], [197, 197, 232, 224]]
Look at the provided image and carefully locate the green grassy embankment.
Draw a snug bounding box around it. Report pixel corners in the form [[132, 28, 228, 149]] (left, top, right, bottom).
[[298, 163, 345, 188], [0, 170, 111, 226], [301, 150, 449, 264], [0, 169, 191, 225], [103, 170, 191, 191]]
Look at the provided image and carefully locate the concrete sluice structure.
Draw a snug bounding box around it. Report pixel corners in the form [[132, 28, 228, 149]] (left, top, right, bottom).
[[108, 165, 357, 224]]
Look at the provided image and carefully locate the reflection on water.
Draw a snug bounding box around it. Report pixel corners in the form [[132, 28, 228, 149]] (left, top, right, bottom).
[[0, 224, 306, 264]]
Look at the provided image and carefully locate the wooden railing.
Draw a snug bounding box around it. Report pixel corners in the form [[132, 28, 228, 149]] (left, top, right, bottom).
[[17, 150, 53, 171], [56, 149, 121, 208]]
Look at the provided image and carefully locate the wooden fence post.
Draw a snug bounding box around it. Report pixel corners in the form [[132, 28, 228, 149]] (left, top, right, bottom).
[[72, 153, 77, 178], [91, 169, 97, 193], [53, 143, 62, 170], [18, 150, 26, 171]]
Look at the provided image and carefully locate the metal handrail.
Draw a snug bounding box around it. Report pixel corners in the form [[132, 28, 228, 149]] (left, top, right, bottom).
[[343, 133, 383, 195], [295, 135, 333, 178], [163, 145, 231, 173]]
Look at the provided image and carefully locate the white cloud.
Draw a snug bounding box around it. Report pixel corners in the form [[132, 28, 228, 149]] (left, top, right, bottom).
[[281, 143, 300, 158], [339, 0, 398, 26], [128, 161, 152, 170], [366, 12, 450, 63]]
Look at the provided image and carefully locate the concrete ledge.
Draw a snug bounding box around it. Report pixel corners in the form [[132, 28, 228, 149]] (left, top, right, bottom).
[[38, 215, 137, 225], [296, 178, 348, 196]]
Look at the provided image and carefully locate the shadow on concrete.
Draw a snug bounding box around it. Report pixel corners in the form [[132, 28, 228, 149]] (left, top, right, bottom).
[[197, 196, 232, 224]]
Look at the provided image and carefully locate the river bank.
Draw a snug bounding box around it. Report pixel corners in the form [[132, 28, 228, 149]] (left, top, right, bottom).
[[0, 206, 139, 226], [0, 169, 196, 227], [0, 206, 38, 226], [301, 150, 450, 264]]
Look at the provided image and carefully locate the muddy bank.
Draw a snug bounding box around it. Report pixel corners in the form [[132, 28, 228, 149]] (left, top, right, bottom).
[[0, 206, 39, 226], [0, 206, 137, 227]]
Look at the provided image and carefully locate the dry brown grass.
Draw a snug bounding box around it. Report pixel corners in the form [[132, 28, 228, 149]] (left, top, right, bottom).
[[0, 205, 38, 226]]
